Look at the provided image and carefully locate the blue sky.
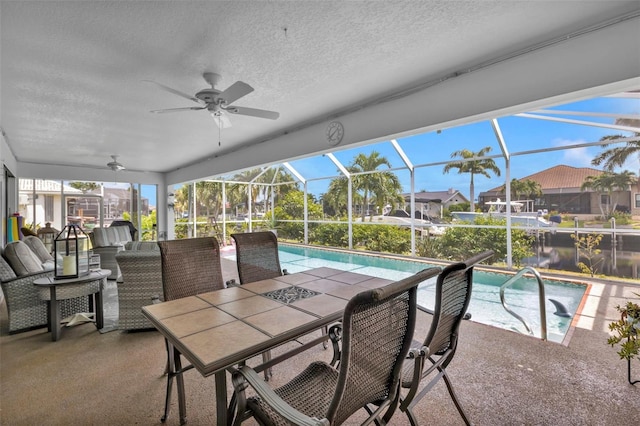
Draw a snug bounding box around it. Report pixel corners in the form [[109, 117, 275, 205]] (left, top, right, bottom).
[[289, 95, 640, 201]]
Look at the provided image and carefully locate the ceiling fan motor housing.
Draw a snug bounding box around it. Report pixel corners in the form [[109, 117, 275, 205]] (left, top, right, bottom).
[[195, 88, 222, 104]]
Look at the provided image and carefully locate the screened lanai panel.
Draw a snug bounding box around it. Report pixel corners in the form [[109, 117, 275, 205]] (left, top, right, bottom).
[[287, 155, 339, 180], [330, 139, 408, 171], [499, 94, 638, 158], [396, 120, 503, 168]]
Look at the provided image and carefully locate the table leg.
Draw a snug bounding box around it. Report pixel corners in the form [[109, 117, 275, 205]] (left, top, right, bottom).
[[161, 343, 187, 425], [50, 287, 61, 342], [175, 347, 187, 425], [215, 371, 228, 425], [161, 341, 175, 423], [94, 279, 104, 329]]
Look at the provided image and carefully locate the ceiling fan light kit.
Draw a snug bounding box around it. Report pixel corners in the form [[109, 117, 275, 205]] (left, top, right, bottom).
[[146, 72, 279, 130]]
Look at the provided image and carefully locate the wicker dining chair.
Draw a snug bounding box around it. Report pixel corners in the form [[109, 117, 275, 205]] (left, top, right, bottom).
[[231, 231, 288, 283], [230, 267, 441, 426], [395, 250, 494, 426], [157, 237, 225, 425], [231, 231, 290, 380]]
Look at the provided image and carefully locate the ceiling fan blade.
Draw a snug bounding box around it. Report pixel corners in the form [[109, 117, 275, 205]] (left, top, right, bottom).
[[150, 106, 206, 113], [226, 106, 279, 120], [143, 80, 203, 104], [211, 111, 233, 129], [218, 81, 254, 105]]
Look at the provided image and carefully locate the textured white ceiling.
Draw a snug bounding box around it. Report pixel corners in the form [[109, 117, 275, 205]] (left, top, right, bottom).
[[2, 1, 639, 177]]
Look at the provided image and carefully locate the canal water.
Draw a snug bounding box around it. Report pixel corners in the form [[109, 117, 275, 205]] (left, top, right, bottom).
[[526, 230, 640, 279]]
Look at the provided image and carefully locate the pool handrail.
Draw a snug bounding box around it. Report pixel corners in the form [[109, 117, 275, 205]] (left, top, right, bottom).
[[499, 266, 548, 341]]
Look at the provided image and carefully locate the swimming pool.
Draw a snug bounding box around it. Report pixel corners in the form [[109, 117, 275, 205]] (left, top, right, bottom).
[[227, 244, 588, 343]]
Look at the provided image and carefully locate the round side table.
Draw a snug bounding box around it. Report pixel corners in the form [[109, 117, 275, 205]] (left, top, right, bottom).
[[34, 269, 111, 341]]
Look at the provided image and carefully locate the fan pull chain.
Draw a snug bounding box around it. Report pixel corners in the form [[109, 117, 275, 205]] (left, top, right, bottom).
[[218, 123, 221, 147]]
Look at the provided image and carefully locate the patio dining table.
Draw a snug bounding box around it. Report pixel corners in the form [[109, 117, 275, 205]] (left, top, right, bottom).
[[142, 266, 395, 425]]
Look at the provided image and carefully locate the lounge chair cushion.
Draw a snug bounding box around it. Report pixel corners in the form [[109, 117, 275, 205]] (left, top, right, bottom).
[[92, 226, 131, 247], [23, 236, 54, 263], [3, 240, 45, 276]]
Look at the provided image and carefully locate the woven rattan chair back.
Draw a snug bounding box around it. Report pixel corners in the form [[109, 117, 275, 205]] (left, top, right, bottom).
[[158, 237, 225, 301], [399, 250, 494, 426], [326, 268, 435, 424], [232, 268, 440, 425], [231, 231, 284, 284]]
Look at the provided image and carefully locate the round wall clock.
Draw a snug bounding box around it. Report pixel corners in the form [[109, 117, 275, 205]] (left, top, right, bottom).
[[326, 121, 344, 146]]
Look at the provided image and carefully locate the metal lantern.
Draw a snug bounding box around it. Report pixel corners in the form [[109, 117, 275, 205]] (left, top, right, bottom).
[[54, 224, 90, 280], [37, 222, 59, 254]]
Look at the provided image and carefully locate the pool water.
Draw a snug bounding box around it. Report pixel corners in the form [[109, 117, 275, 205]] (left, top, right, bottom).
[[228, 244, 588, 343]]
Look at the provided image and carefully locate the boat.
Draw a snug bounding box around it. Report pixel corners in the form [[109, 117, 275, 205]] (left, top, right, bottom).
[[451, 199, 556, 228]]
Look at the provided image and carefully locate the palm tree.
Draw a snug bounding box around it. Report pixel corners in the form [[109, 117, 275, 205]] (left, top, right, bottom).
[[443, 147, 501, 212], [253, 167, 299, 213], [350, 151, 402, 221], [581, 170, 637, 218], [323, 176, 362, 218], [195, 181, 222, 218], [227, 169, 262, 217], [591, 133, 640, 172], [370, 172, 404, 219], [500, 178, 542, 200]]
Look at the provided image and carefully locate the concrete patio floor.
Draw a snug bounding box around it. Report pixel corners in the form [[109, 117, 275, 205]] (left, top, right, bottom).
[[1, 256, 638, 425]]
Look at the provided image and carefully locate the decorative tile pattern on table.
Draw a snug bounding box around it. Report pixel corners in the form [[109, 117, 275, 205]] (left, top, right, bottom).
[[263, 286, 320, 304]]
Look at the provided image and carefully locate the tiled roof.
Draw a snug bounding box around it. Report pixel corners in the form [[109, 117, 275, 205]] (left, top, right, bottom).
[[486, 165, 604, 192]]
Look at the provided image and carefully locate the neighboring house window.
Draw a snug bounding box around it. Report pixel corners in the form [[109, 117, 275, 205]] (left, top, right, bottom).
[[635, 193, 640, 208], [44, 195, 54, 222], [601, 194, 610, 205]]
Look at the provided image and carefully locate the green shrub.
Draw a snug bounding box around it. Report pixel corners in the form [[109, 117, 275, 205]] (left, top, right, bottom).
[[352, 224, 412, 254], [426, 216, 534, 265], [311, 223, 350, 247]]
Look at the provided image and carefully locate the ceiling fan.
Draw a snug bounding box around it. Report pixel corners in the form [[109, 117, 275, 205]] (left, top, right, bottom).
[[145, 72, 279, 128], [106, 155, 126, 172]]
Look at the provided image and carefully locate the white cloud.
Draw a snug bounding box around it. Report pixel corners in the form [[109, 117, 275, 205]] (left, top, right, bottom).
[[551, 137, 597, 168]]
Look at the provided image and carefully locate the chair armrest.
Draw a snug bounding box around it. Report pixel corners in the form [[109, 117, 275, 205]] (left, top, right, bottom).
[[399, 346, 428, 412], [232, 365, 329, 426], [328, 323, 342, 366]]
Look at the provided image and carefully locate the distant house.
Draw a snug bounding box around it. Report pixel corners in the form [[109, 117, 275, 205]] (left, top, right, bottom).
[[478, 165, 639, 217], [19, 180, 151, 230], [402, 189, 469, 219], [18, 179, 82, 230]]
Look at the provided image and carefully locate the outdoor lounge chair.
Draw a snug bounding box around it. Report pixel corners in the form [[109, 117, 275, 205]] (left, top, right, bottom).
[[230, 267, 441, 426], [157, 237, 225, 425], [395, 250, 494, 426]]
